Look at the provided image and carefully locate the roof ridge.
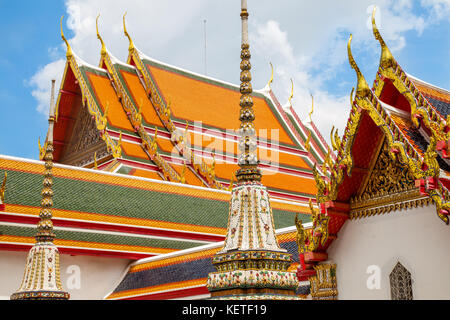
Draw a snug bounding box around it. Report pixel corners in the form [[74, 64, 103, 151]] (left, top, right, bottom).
[[407, 73, 450, 95]]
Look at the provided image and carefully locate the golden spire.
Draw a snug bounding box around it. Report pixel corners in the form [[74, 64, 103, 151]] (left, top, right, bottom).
[[96, 14, 106, 56], [267, 62, 274, 89], [60, 16, 72, 58], [123, 12, 135, 52], [347, 34, 371, 99], [11, 80, 69, 300], [371, 6, 395, 69], [235, 0, 261, 182]]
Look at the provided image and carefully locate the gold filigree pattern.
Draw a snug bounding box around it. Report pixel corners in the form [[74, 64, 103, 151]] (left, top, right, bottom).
[[309, 264, 338, 300], [371, 7, 449, 156], [362, 142, 415, 197], [295, 199, 329, 254], [122, 15, 225, 189], [0, 171, 6, 204], [346, 33, 450, 224], [60, 17, 121, 159]]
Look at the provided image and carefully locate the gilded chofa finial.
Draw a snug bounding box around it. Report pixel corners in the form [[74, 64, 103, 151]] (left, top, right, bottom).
[[60, 16, 72, 58], [96, 14, 106, 56], [123, 12, 135, 52], [372, 6, 395, 70], [267, 62, 274, 89], [288, 78, 294, 106], [309, 94, 314, 122], [347, 34, 371, 99]]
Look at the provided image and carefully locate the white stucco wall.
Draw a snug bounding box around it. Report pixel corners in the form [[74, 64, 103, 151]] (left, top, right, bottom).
[[0, 251, 131, 300], [327, 204, 450, 299]]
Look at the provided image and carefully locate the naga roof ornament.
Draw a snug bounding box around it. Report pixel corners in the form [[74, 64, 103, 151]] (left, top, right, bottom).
[[347, 32, 450, 224], [267, 62, 274, 89]]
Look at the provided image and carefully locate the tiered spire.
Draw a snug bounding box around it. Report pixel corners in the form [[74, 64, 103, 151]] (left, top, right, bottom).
[[206, 0, 300, 300], [10, 80, 69, 300], [235, 0, 261, 183]]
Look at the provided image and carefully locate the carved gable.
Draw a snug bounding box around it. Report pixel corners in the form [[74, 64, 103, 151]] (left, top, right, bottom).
[[349, 140, 431, 218], [361, 141, 415, 197], [60, 105, 110, 167]]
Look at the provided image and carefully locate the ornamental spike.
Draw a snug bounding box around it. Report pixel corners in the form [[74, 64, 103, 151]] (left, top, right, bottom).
[[96, 14, 106, 57], [347, 34, 371, 99], [60, 16, 72, 58], [267, 62, 274, 89], [309, 94, 314, 122], [0, 172, 6, 207], [11, 80, 69, 300], [288, 78, 294, 106], [372, 6, 395, 70], [235, 0, 261, 182], [123, 12, 135, 52]]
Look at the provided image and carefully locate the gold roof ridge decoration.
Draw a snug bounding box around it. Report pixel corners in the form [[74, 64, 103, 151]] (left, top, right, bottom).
[[0, 171, 6, 208], [95, 16, 182, 182], [59, 16, 122, 159], [267, 62, 274, 89], [121, 14, 226, 189], [347, 33, 450, 224], [371, 6, 450, 157]]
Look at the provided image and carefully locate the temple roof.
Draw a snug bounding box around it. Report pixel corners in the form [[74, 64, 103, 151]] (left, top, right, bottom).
[[105, 226, 307, 300], [0, 155, 311, 260], [50, 21, 330, 207]]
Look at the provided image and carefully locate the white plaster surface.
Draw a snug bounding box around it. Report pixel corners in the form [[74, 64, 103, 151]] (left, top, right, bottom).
[[327, 204, 450, 299], [0, 251, 130, 300]]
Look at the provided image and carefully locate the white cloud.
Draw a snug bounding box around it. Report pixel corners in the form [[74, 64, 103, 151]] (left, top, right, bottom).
[[28, 59, 66, 115]]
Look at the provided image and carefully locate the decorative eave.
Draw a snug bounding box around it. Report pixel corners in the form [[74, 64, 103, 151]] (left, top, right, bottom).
[[55, 17, 122, 161], [122, 15, 225, 189], [349, 187, 432, 220], [345, 34, 450, 225], [370, 7, 450, 160]]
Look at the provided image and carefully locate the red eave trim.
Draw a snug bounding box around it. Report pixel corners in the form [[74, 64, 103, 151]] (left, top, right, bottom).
[[120, 286, 209, 300], [0, 243, 153, 260], [0, 213, 225, 242]]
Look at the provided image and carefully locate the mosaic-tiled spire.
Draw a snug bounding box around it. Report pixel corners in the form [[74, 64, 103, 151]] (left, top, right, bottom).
[[207, 1, 300, 299], [11, 80, 70, 300], [236, 0, 261, 183]]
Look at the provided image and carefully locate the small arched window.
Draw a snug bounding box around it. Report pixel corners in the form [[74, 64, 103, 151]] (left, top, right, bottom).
[[389, 262, 413, 300]]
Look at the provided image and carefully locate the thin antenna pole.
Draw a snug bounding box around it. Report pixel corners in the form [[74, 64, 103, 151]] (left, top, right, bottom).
[[203, 19, 207, 76]]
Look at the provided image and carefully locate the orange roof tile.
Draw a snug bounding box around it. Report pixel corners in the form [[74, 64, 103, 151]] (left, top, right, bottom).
[[121, 141, 148, 160], [119, 69, 165, 127], [185, 132, 310, 170], [147, 65, 295, 146], [413, 82, 450, 104], [171, 164, 204, 187], [130, 168, 163, 181], [86, 71, 134, 132]]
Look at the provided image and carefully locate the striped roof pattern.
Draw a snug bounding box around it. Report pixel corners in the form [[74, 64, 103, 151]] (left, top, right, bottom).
[[0, 156, 311, 259], [54, 42, 329, 204], [105, 227, 306, 300]]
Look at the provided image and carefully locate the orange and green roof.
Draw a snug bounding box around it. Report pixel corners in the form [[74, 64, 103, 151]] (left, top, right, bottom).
[[0, 155, 312, 259]]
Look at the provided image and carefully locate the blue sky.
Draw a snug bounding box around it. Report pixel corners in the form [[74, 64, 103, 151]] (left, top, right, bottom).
[[0, 0, 449, 160]]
